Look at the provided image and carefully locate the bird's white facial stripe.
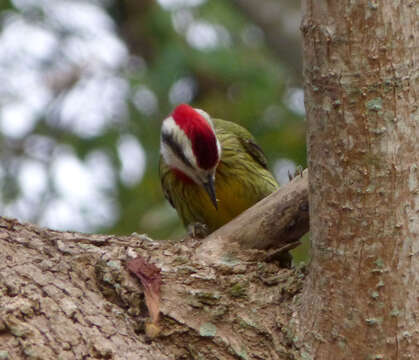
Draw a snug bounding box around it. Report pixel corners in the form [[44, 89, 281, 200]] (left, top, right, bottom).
[[216, 138, 221, 162], [161, 116, 198, 168], [161, 141, 200, 184]]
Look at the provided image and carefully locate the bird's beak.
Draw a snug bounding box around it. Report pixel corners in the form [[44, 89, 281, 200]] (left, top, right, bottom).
[[203, 175, 218, 210]]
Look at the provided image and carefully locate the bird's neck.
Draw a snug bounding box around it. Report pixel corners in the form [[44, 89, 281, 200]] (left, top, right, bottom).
[[172, 168, 195, 184]]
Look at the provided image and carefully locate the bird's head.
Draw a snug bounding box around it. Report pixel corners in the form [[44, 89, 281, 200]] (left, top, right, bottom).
[[160, 103, 221, 209]]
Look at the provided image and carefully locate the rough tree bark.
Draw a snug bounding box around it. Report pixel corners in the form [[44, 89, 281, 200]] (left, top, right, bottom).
[[1, 1, 418, 359], [0, 174, 309, 360], [296, 1, 418, 359]]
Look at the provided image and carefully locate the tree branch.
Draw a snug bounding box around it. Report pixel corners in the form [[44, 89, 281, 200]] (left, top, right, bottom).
[[197, 169, 309, 265]]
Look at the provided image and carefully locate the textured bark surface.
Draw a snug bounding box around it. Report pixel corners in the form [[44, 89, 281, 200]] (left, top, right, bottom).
[[297, 1, 418, 359], [0, 173, 309, 360]]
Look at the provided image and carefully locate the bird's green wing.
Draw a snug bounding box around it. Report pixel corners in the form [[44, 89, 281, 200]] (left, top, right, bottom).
[[213, 118, 269, 169], [159, 157, 175, 208]]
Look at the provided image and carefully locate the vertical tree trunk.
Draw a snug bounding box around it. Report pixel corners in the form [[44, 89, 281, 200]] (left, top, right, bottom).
[[297, 1, 418, 359]]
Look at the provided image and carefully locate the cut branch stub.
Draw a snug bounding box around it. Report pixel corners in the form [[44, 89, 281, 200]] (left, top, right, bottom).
[[196, 169, 309, 265]]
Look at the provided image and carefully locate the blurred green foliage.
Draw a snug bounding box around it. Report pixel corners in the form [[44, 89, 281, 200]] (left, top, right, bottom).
[[0, 0, 306, 243]]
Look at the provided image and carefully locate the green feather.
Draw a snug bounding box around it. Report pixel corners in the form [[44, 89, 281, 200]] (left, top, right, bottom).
[[213, 118, 269, 169]]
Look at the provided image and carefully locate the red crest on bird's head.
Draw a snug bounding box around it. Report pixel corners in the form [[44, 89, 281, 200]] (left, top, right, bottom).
[[171, 104, 219, 170]]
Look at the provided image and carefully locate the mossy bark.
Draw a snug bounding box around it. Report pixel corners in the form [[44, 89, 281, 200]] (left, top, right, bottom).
[[297, 1, 418, 359]]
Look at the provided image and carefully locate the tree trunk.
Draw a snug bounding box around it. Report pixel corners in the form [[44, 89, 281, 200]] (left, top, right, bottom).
[[1, 1, 417, 359], [296, 1, 418, 359]]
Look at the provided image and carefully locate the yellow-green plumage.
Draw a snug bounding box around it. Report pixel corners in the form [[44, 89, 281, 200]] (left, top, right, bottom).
[[160, 118, 278, 233]]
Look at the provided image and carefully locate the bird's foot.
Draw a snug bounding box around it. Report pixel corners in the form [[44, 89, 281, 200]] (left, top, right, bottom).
[[288, 165, 304, 181], [187, 222, 209, 239]]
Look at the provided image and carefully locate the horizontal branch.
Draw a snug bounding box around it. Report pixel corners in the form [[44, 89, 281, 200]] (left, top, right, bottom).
[[197, 169, 309, 264]]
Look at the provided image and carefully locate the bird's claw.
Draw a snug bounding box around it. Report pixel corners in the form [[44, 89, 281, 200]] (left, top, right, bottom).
[[187, 222, 209, 239], [288, 165, 304, 181]]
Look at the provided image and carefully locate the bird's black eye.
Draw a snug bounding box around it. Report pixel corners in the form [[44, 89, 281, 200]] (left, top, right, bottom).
[[162, 131, 193, 168]]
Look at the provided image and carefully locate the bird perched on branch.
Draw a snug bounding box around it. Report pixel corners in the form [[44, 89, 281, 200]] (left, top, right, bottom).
[[160, 104, 278, 236]]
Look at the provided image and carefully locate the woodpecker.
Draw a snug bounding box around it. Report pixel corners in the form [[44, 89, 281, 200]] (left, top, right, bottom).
[[160, 104, 278, 235]]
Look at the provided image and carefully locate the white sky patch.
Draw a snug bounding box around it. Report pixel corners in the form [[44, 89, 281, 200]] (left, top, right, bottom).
[[52, 149, 97, 202], [86, 150, 116, 191], [0, 67, 51, 109], [0, 69, 52, 138], [169, 77, 196, 105], [132, 85, 158, 116], [44, 147, 118, 231], [2, 0, 129, 138], [186, 21, 230, 51], [1, 0, 128, 232], [4, 197, 41, 223], [58, 75, 129, 137], [274, 158, 296, 186], [86, 33, 127, 69], [157, 0, 206, 11], [49, 1, 114, 35], [62, 32, 127, 69], [39, 199, 85, 231], [0, 21, 53, 138], [117, 135, 146, 187], [171, 9, 194, 33], [0, 17, 58, 66], [18, 159, 48, 200], [47, 1, 128, 69], [286, 88, 305, 116], [0, 103, 37, 138]]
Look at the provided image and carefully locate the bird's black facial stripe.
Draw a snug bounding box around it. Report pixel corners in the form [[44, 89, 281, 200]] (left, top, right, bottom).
[[162, 131, 193, 168]]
